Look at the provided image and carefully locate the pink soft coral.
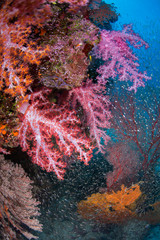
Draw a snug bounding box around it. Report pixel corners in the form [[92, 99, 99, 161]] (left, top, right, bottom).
[[94, 25, 151, 92], [68, 79, 111, 153], [19, 89, 93, 180], [58, 0, 89, 7]]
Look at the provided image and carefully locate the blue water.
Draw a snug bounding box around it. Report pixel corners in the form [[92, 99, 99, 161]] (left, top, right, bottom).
[[105, 1, 160, 239]]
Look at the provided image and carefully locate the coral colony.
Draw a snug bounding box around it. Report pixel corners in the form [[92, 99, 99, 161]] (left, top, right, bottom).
[[0, 0, 159, 239]]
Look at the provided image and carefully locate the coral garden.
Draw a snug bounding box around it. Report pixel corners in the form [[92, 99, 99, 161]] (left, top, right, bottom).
[[0, 0, 159, 239]]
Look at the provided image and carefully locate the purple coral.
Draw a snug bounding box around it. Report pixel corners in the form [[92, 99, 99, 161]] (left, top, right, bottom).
[[94, 25, 151, 92]]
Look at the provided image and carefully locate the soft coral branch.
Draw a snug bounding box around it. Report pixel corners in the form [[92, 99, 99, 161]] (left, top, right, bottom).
[[94, 24, 151, 92], [0, 0, 51, 97], [68, 79, 111, 153], [19, 89, 93, 180]]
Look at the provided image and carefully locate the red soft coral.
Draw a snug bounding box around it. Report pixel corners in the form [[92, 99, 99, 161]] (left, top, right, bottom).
[[19, 89, 93, 180]]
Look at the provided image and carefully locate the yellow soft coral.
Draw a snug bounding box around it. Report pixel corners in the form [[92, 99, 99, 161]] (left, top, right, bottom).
[[77, 184, 141, 223]]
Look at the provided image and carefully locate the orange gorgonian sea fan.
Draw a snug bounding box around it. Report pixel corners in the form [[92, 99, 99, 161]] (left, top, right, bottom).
[[0, 0, 51, 97], [78, 184, 142, 223]]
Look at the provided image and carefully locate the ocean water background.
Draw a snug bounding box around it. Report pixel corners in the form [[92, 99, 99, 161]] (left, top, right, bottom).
[[105, 1, 160, 239]]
